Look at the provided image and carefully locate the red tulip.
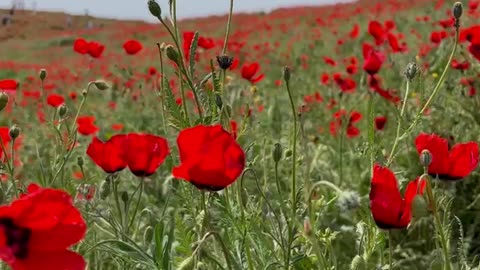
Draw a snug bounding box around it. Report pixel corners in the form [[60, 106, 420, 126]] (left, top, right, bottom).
[[173, 125, 245, 191], [0, 184, 86, 270], [241, 63, 265, 84], [124, 133, 169, 177], [46, 94, 65, 108], [123, 40, 143, 55], [73, 38, 88, 55], [86, 135, 127, 174], [370, 165, 425, 229], [415, 133, 479, 180]]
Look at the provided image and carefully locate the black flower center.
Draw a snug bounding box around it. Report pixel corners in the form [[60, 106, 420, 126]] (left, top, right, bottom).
[[0, 218, 31, 259]]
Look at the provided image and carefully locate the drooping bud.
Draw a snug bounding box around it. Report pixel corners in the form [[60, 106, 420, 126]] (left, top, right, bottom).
[[147, 0, 162, 19], [350, 255, 366, 270], [94, 80, 110, 91], [404, 62, 417, 81], [39, 69, 47, 81], [272, 143, 283, 163], [143, 226, 154, 244], [453, 2, 463, 20], [0, 92, 9, 112], [58, 103, 68, 118], [165, 45, 180, 64], [420, 149, 432, 167], [412, 194, 428, 218], [283, 66, 291, 82], [216, 55, 234, 70], [100, 179, 111, 200], [8, 124, 20, 140]]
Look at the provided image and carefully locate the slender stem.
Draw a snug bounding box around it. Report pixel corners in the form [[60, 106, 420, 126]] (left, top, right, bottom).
[[179, 71, 190, 124], [388, 230, 393, 270], [222, 0, 234, 55], [156, 43, 168, 134], [112, 178, 124, 235], [386, 80, 410, 166], [70, 82, 94, 132], [128, 179, 144, 230], [9, 138, 17, 198]]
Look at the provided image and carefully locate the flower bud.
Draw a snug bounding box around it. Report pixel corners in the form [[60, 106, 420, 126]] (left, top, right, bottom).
[[283, 66, 291, 82], [121, 191, 129, 203], [351, 255, 366, 270], [420, 149, 432, 167], [100, 179, 111, 200], [39, 69, 47, 81], [453, 2, 463, 20], [77, 156, 84, 167], [216, 55, 234, 70], [58, 103, 68, 118], [411, 194, 428, 218], [165, 45, 179, 64], [94, 80, 110, 91], [404, 62, 417, 81], [215, 94, 223, 109], [272, 143, 283, 163], [285, 149, 293, 158], [148, 0, 162, 19], [9, 124, 20, 140], [0, 92, 9, 112], [82, 89, 88, 97]]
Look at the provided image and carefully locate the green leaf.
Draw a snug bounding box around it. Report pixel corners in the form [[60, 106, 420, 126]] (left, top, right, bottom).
[[189, 32, 200, 78]]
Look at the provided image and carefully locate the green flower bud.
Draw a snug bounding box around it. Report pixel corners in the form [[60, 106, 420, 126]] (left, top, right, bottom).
[[39, 69, 47, 81], [166, 45, 180, 64], [148, 0, 162, 19], [77, 156, 84, 167], [9, 124, 20, 140], [94, 80, 110, 91], [453, 2, 463, 20], [283, 66, 291, 82], [272, 143, 283, 163], [0, 92, 9, 112], [215, 93, 223, 109], [404, 62, 417, 81], [100, 179, 111, 200], [121, 191, 129, 203], [420, 149, 432, 167], [285, 149, 293, 158], [143, 226, 154, 244], [58, 103, 68, 118]]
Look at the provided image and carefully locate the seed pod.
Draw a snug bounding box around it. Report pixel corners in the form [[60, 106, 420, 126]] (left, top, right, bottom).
[[420, 149, 432, 167], [39, 69, 47, 81], [404, 62, 417, 81], [453, 2, 463, 20], [9, 124, 20, 140], [148, 0, 162, 19]]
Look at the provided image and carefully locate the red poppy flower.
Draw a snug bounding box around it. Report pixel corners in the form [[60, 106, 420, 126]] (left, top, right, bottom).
[[87, 41, 105, 58], [173, 125, 245, 191], [374, 116, 387, 130], [363, 49, 385, 75], [124, 133, 169, 177], [123, 40, 143, 55], [0, 183, 86, 270], [73, 38, 88, 55], [86, 135, 127, 174], [451, 59, 470, 70], [241, 63, 265, 84], [370, 165, 426, 229], [76, 116, 99, 136], [415, 133, 479, 180], [198, 37, 215, 49], [46, 94, 65, 108], [0, 79, 18, 91], [368, 20, 385, 45]]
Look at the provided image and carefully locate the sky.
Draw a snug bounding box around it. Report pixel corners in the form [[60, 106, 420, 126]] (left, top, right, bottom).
[[0, 0, 352, 21]]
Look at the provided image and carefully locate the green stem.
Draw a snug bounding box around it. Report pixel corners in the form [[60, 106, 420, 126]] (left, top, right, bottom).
[[9, 138, 17, 197], [386, 79, 410, 166], [222, 0, 234, 55], [389, 230, 393, 270], [128, 179, 144, 230]]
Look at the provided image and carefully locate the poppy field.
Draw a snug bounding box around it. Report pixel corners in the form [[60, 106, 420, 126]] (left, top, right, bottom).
[[2, 0, 480, 269]]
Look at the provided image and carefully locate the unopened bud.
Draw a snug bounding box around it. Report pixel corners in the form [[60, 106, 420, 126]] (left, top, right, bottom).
[[165, 45, 179, 64], [351, 255, 366, 270], [215, 94, 223, 109], [147, 0, 162, 19], [100, 179, 111, 200], [58, 103, 68, 118], [82, 89, 88, 97], [420, 149, 432, 167], [216, 55, 234, 70], [0, 92, 9, 112], [285, 149, 293, 158], [77, 156, 84, 167], [404, 62, 417, 81], [283, 66, 291, 82], [272, 143, 283, 163], [412, 194, 428, 218], [121, 191, 129, 203], [8, 124, 20, 140], [143, 226, 154, 244], [39, 69, 47, 81], [453, 2, 463, 20], [94, 80, 110, 91]]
